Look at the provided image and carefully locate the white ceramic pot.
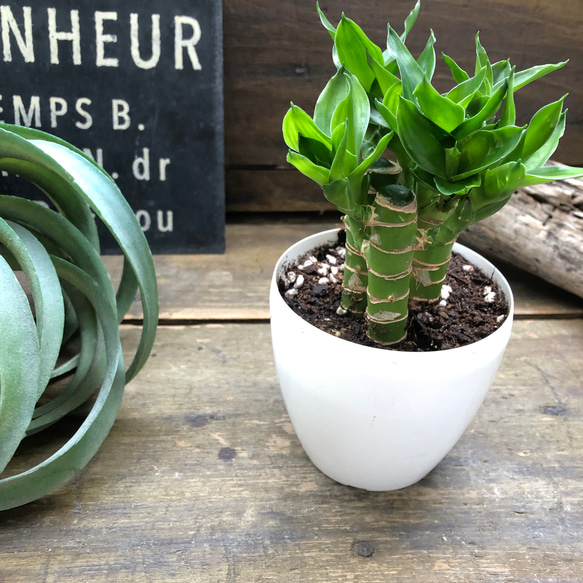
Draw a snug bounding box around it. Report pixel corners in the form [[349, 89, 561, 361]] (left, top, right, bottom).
[[270, 228, 514, 491]]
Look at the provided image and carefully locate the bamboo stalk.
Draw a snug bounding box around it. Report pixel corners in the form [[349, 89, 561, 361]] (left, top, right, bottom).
[[364, 185, 417, 345]]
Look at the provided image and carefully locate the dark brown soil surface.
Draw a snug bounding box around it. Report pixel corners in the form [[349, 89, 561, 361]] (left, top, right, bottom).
[[278, 231, 509, 352]]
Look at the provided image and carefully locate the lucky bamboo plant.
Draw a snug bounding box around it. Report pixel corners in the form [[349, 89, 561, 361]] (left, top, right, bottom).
[[0, 124, 158, 511], [283, 1, 583, 345]]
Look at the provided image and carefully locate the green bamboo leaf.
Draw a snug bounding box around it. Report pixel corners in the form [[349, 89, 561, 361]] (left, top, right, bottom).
[[283, 104, 332, 152], [335, 14, 384, 91], [453, 79, 508, 139], [521, 95, 567, 161], [446, 66, 487, 107], [498, 67, 516, 127], [376, 79, 403, 131], [481, 161, 527, 199], [417, 30, 437, 81], [315, 4, 340, 66], [370, 106, 392, 130], [366, 52, 400, 95], [316, 2, 337, 39], [0, 256, 41, 473], [363, 124, 392, 158], [314, 68, 350, 135], [411, 167, 440, 192], [470, 198, 512, 224], [466, 162, 527, 222], [524, 111, 567, 170], [445, 145, 461, 178], [397, 96, 451, 178], [299, 136, 333, 167], [491, 59, 511, 86], [413, 77, 466, 133], [434, 173, 482, 196], [330, 120, 347, 152], [375, 100, 398, 132], [518, 164, 583, 187], [287, 151, 330, 185], [322, 179, 353, 213], [442, 53, 470, 83], [350, 131, 393, 183], [329, 121, 349, 182], [513, 61, 568, 92], [330, 72, 370, 156], [452, 125, 525, 180], [382, 0, 421, 69], [474, 34, 493, 86], [401, 0, 421, 42], [386, 25, 424, 100], [465, 94, 489, 118]]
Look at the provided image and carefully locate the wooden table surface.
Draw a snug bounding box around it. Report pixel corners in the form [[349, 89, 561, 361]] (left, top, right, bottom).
[[2, 217, 583, 582]]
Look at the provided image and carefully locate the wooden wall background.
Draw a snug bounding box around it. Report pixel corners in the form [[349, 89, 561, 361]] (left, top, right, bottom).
[[222, 0, 583, 213]]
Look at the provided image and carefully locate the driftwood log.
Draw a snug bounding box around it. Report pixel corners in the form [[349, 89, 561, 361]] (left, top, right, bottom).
[[459, 166, 583, 299]]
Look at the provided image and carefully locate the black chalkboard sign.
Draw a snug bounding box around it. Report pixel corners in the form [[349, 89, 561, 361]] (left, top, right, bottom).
[[0, 1, 225, 253]]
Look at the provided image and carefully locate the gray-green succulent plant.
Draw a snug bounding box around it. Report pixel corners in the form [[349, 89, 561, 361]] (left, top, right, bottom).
[[0, 124, 158, 510]]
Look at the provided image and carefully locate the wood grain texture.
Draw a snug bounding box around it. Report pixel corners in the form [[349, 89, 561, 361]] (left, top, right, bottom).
[[103, 220, 342, 321], [1, 321, 582, 582], [102, 220, 583, 322], [225, 169, 333, 213], [222, 0, 583, 172]]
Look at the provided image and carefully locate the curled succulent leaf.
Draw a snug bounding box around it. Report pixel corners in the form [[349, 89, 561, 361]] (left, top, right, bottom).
[[0, 254, 42, 474], [0, 124, 158, 510]]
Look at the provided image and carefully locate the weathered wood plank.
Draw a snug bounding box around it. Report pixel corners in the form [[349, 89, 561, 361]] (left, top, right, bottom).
[[103, 221, 583, 321], [104, 220, 342, 321], [222, 0, 583, 168], [225, 168, 333, 213], [1, 320, 582, 581]]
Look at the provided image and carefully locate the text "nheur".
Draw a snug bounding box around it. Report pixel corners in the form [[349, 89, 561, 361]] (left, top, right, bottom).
[[0, 7, 203, 70]]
